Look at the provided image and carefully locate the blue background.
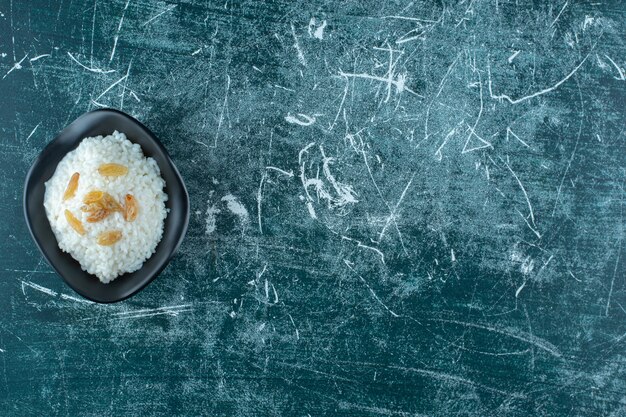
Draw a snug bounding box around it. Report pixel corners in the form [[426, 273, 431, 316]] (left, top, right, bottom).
[[1, 0, 625, 415]]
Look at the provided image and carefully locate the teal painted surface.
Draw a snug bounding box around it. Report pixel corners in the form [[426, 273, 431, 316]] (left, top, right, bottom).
[[1, 0, 625, 415]]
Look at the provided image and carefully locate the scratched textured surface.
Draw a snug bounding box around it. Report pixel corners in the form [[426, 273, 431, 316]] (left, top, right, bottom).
[[1, 0, 625, 415]]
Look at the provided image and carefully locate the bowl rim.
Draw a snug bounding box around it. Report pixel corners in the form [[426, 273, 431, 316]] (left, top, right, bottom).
[[23, 108, 190, 303]]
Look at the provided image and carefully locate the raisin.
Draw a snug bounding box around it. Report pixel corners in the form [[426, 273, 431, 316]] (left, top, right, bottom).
[[63, 172, 80, 201], [97, 230, 122, 246], [98, 163, 128, 177], [124, 194, 138, 222], [83, 190, 104, 204], [65, 209, 85, 235], [85, 208, 110, 223], [102, 192, 123, 212], [80, 192, 122, 222], [81, 203, 99, 212]]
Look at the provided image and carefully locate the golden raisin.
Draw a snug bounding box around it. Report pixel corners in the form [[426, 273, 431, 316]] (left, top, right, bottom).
[[97, 230, 122, 246], [85, 208, 110, 223], [63, 172, 80, 201], [81, 203, 99, 212], [102, 192, 123, 212], [124, 194, 138, 222], [80, 192, 122, 222], [64, 209, 85, 235], [98, 163, 128, 177], [83, 190, 104, 204]]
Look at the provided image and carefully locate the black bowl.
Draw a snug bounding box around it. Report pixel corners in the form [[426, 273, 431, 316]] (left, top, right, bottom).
[[23, 109, 189, 303]]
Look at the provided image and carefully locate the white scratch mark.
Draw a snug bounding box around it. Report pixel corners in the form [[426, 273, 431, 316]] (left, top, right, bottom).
[[257, 264, 268, 280], [488, 52, 590, 104], [4, 268, 54, 274], [29, 54, 50, 62], [290, 23, 307, 66], [9, 0, 15, 61], [338, 70, 422, 100], [21, 280, 57, 297], [67, 52, 115, 74], [515, 281, 526, 298], [603, 54, 625, 80], [212, 74, 230, 148], [274, 84, 295, 92], [2, 53, 28, 79], [462, 73, 489, 155], [424, 53, 461, 142], [287, 313, 300, 340], [60, 293, 93, 304], [344, 260, 398, 317], [339, 401, 428, 416], [142, 4, 177, 27], [82, 305, 192, 321], [299, 143, 359, 212], [433, 319, 562, 358], [508, 50, 520, 63], [378, 172, 415, 242], [191, 47, 202, 56], [119, 59, 132, 110], [395, 30, 425, 45], [384, 364, 524, 398], [341, 235, 385, 264], [320, 145, 359, 206], [505, 161, 536, 227], [306, 201, 317, 219], [435, 125, 460, 161], [359, 144, 408, 255], [552, 118, 581, 217], [94, 73, 128, 102], [266, 166, 294, 177], [109, 305, 192, 316], [550, 1, 568, 27], [583, 15, 595, 31], [25, 123, 40, 142], [374, 42, 409, 102], [330, 78, 349, 130], [285, 113, 315, 126], [109, 0, 131, 62], [257, 173, 266, 234], [90, 0, 97, 66], [116, 310, 193, 320], [536, 255, 554, 280], [517, 209, 542, 239], [462, 130, 492, 154], [568, 270, 582, 282], [381, 15, 437, 23], [605, 239, 622, 316], [193, 139, 211, 149], [507, 127, 530, 148]]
